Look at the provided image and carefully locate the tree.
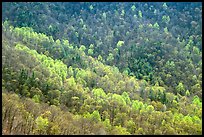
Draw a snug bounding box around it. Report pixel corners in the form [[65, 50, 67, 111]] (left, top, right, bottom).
[[161, 91, 167, 104], [135, 127, 144, 135], [92, 88, 106, 100], [113, 112, 127, 126], [116, 41, 124, 48], [124, 118, 136, 134], [131, 5, 136, 11], [103, 118, 111, 132], [121, 92, 131, 105], [107, 53, 114, 64], [88, 48, 94, 55], [91, 110, 101, 123], [163, 3, 168, 10], [34, 116, 49, 134], [153, 22, 160, 29], [121, 9, 125, 16], [89, 5, 94, 10], [176, 82, 185, 95], [146, 105, 154, 113], [56, 39, 61, 46], [185, 90, 190, 97], [192, 95, 201, 107], [164, 27, 169, 34], [98, 55, 103, 62], [149, 88, 155, 101], [162, 15, 170, 24], [47, 90, 60, 106], [138, 10, 142, 18], [79, 45, 86, 52], [110, 125, 130, 135]]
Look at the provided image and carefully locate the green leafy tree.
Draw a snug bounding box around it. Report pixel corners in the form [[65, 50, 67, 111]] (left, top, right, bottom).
[[35, 116, 49, 134], [111, 125, 130, 135], [153, 22, 160, 29], [176, 82, 185, 95], [138, 10, 142, 18], [116, 40, 124, 48], [162, 15, 170, 24], [163, 3, 168, 10], [131, 5, 136, 11]]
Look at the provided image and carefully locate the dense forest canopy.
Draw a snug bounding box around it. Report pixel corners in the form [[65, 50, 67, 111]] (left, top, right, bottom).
[[2, 2, 202, 135]]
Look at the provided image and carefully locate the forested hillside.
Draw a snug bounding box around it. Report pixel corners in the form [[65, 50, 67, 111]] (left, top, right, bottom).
[[2, 2, 202, 135]]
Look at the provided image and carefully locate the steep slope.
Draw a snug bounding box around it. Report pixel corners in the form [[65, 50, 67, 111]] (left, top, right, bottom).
[[2, 2, 202, 98], [2, 22, 202, 135]]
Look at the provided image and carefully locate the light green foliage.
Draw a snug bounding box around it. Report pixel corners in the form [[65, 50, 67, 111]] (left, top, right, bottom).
[[192, 115, 201, 124], [139, 24, 143, 29], [103, 118, 112, 131], [79, 18, 84, 25], [148, 23, 153, 28], [111, 93, 126, 106], [15, 43, 67, 86], [124, 119, 135, 133], [138, 10, 142, 18], [183, 115, 193, 124], [131, 5, 136, 11], [102, 12, 107, 19], [153, 22, 160, 29], [152, 83, 165, 94], [192, 95, 201, 107], [35, 116, 49, 134], [75, 32, 79, 38], [91, 110, 101, 122], [98, 55, 103, 62], [89, 5, 94, 10], [89, 44, 94, 49], [88, 48, 94, 55], [12, 26, 50, 44], [135, 127, 144, 135], [121, 92, 131, 105], [154, 129, 162, 135], [2, 20, 11, 31], [146, 105, 154, 113], [75, 69, 87, 81], [132, 100, 143, 111], [193, 46, 200, 54], [163, 3, 168, 10], [49, 124, 61, 135], [92, 88, 106, 100], [63, 39, 69, 46], [176, 82, 185, 95], [122, 69, 129, 75], [154, 9, 157, 15], [162, 15, 170, 23], [116, 40, 124, 48], [56, 39, 61, 45], [107, 53, 114, 62], [191, 83, 201, 94], [66, 76, 77, 89], [113, 48, 119, 55], [32, 95, 41, 103], [121, 10, 125, 16], [111, 125, 130, 135], [84, 110, 101, 123], [185, 90, 190, 97], [164, 27, 169, 34], [165, 61, 175, 69], [79, 45, 86, 52], [67, 66, 74, 77]]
